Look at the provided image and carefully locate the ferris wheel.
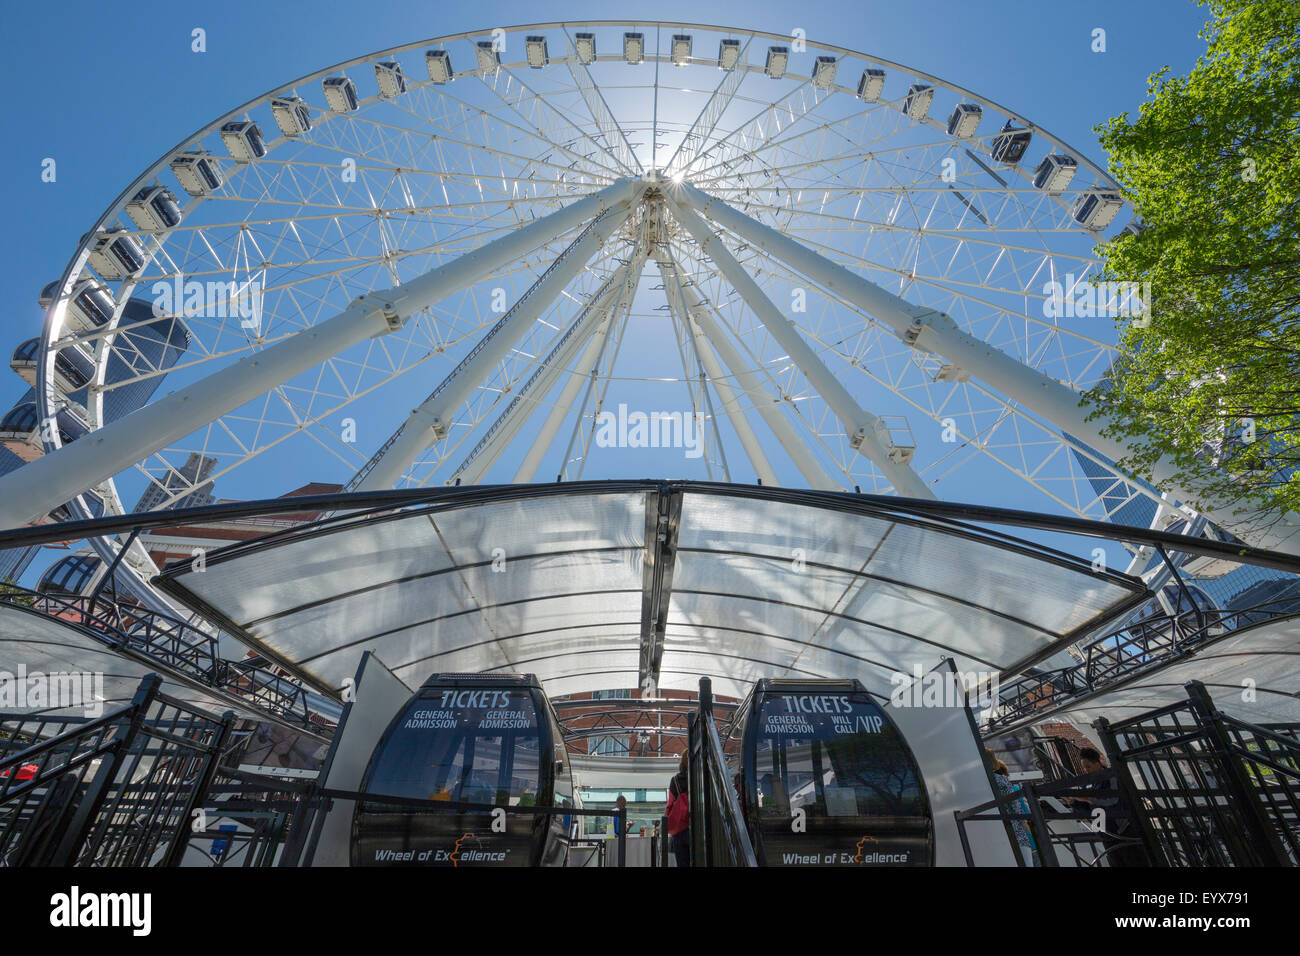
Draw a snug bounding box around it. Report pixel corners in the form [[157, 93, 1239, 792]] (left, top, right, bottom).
[[9, 20, 1281, 606]]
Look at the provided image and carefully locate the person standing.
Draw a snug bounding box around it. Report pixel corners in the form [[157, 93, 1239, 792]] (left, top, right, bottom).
[[665, 751, 691, 867], [1068, 747, 1148, 867], [613, 793, 635, 836], [986, 750, 1038, 865]]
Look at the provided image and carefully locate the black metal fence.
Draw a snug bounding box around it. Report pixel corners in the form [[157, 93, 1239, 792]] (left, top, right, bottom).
[[0, 674, 234, 866], [957, 680, 1300, 866], [686, 677, 757, 867], [1097, 681, 1298, 866]]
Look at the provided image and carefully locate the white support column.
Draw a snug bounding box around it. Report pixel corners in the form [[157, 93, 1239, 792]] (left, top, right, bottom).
[[657, 245, 840, 491], [0, 179, 644, 529], [669, 196, 935, 500], [654, 248, 778, 486], [453, 262, 634, 485], [352, 199, 638, 491], [513, 253, 645, 483], [675, 181, 1300, 552]]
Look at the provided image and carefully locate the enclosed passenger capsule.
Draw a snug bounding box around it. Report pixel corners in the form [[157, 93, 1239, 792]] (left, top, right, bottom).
[[64, 278, 116, 333], [764, 45, 788, 78], [990, 120, 1032, 165], [125, 185, 182, 231], [271, 96, 313, 137], [1072, 191, 1123, 231], [812, 56, 838, 90], [375, 60, 407, 96], [739, 678, 933, 867], [718, 38, 740, 71], [525, 36, 549, 69], [171, 149, 225, 196], [425, 49, 453, 84], [624, 32, 645, 65], [51, 346, 94, 392], [220, 121, 267, 162], [671, 34, 692, 67], [474, 42, 499, 74], [947, 103, 982, 138], [0, 403, 88, 460], [322, 76, 359, 112], [352, 672, 577, 867], [1033, 154, 1078, 193], [38, 280, 60, 311], [83, 227, 145, 280], [9, 338, 40, 386], [857, 68, 886, 102], [903, 83, 934, 120], [13, 340, 94, 392]]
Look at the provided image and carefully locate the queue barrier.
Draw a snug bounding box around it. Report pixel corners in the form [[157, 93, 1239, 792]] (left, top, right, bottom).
[[957, 680, 1300, 867]]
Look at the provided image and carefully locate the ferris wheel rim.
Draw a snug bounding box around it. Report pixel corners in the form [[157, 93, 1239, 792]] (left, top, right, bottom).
[[27, 18, 1142, 608]]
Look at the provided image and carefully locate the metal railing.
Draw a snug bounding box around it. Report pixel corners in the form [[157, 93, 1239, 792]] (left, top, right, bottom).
[[958, 680, 1299, 867], [686, 677, 757, 867], [184, 767, 319, 867], [988, 598, 1300, 732], [1097, 681, 1299, 866], [0, 583, 322, 734], [0, 674, 234, 866], [955, 769, 1149, 868]]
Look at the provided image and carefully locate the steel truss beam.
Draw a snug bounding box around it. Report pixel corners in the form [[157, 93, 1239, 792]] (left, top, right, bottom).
[[0, 179, 645, 527], [638, 484, 683, 693], [653, 245, 778, 486], [352, 199, 638, 491], [669, 193, 935, 499], [450, 264, 633, 485], [674, 181, 1300, 554], [512, 220, 650, 483], [658, 241, 840, 491]]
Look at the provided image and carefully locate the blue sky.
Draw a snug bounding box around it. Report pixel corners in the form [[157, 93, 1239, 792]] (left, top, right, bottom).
[[0, 0, 1213, 573], [0, 0, 1210, 351]]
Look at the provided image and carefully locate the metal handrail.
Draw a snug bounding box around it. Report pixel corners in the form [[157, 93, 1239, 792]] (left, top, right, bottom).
[[988, 597, 1300, 731], [0, 584, 319, 733], [689, 677, 757, 867], [701, 705, 757, 866]]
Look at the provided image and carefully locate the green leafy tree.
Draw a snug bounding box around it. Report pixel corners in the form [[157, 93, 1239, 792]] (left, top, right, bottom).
[[1084, 0, 1300, 528], [0, 579, 35, 608]]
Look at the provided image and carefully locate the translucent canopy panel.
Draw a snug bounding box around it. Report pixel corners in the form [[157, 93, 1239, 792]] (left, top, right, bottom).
[[155, 483, 1145, 701], [1056, 616, 1300, 727], [0, 605, 243, 719]]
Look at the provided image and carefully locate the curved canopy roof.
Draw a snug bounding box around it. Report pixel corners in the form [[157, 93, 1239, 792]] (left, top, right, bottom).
[[155, 481, 1147, 701]]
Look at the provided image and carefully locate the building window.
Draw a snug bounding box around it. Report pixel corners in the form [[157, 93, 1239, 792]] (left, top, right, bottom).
[[588, 735, 630, 756]]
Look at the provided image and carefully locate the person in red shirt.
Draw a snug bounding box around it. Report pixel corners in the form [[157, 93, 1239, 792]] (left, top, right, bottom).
[[665, 752, 690, 867]]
